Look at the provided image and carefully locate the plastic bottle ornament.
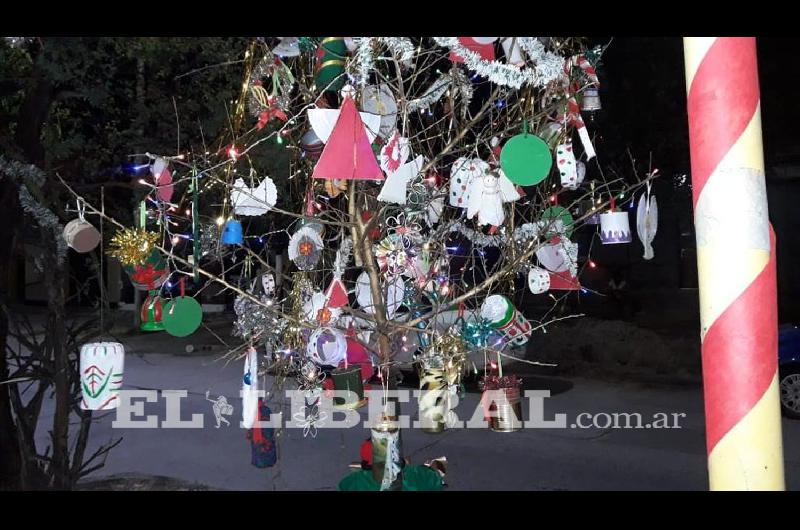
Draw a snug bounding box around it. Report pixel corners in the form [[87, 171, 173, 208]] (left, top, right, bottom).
[[499, 125, 553, 186], [307, 327, 347, 367], [63, 218, 101, 253], [221, 220, 243, 245], [125, 249, 170, 291], [527, 266, 551, 294], [79, 342, 125, 410], [581, 87, 602, 112], [371, 415, 405, 490], [418, 367, 449, 433], [315, 37, 348, 92], [479, 295, 532, 347], [600, 205, 632, 245], [140, 289, 165, 332], [636, 190, 658, 259]]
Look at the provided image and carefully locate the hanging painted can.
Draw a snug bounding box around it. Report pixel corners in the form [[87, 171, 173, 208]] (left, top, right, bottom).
[[331, 365, 366, 409], [581, 87, 602, 112]]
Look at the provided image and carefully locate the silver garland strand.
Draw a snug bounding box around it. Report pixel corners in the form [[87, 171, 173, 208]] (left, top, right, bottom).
[[431, 37, 566, 89], [349, 37, 416, 86], [407, 69, 473, 112]]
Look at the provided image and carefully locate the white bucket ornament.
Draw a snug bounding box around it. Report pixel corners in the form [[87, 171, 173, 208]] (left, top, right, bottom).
[[449, 158, 489, 208], [79, 342, 125, 410], [636, 181, 658, 260], [599, 197, 632, 245], [527, 266, 551, 294], [63, 199, 101, 253], [480, 295, 532, 347]]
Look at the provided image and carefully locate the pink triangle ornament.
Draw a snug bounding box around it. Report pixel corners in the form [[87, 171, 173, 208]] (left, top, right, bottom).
[[325, 277, 350, 308], [312, 96, 384, 181]]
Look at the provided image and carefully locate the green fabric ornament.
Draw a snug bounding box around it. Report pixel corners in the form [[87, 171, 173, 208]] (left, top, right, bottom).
[[500, 122, 552, 186]]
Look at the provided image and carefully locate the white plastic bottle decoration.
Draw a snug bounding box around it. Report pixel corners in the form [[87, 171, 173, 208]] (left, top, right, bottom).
[[80, 342, 125, 410], [242, 347, 259, 429]]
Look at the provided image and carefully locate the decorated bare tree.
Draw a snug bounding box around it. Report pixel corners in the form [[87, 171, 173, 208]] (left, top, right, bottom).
[[59, 37, 658, 490]]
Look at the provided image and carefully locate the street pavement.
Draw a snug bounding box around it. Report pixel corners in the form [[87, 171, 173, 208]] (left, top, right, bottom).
[[36, 351, 800, 491]]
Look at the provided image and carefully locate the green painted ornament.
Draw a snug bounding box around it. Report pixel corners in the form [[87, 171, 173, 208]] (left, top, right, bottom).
[[499, 122, 553, 186], [162, 279, 203, 337], [541, 205, 575, 238], [315, 37, 347, 93]]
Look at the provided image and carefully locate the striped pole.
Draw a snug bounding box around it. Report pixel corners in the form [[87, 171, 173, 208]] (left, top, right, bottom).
[[683, 37, 784, 490]]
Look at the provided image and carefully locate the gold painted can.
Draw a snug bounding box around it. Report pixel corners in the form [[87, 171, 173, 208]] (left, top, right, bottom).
[[487, 387, 523, 432]]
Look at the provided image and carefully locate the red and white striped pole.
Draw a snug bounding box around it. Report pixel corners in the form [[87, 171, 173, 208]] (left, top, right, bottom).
[[683, 37, 784, 490]]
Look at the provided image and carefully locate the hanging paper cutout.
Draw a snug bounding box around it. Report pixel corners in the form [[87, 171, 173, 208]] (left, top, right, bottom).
[[152, 157, 174, 203], [312, 96, 384, 181], [307, 107, 381, 144], [231, 177, 277, 216], [636, 187, 658, 260], [377, 155, 425, 205]]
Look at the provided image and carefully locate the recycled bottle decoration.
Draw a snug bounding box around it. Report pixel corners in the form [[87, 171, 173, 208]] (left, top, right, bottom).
[[307, 327, 347, 367], [480, 374, 523, 433], [79, 342, 125, 410], [599, 198, 632, 244], [248, 398, 277, 468], [371, 414, 405, 490], [636, 183, 658, 260], [221, 219, 243, 245], [140, 288, 165, 332], [242, 347, 259, 429], [125, 248, 170, 291], [556, 142, 583, 190], [480, 295, 533, 347], [331, 364, 367, 409], [315, 37, 348, 93], [63, 199, 100, 253]]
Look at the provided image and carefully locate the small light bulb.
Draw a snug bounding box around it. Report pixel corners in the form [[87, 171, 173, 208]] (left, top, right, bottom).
[[216, 216, 225, 226], [172, 235, 180, 245]]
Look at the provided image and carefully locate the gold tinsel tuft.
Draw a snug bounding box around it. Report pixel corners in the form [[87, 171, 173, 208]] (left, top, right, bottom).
[[108, 228, 160, 266]]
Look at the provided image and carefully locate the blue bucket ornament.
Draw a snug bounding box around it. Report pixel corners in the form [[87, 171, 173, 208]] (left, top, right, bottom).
[[222, 219, 243, 245]]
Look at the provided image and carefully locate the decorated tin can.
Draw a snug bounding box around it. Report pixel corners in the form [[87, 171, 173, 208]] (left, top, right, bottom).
[[331, 365, 366, 409], [79, 342, 125, 410], [418, 366, 448, 434], [371, 414, 405, 490]]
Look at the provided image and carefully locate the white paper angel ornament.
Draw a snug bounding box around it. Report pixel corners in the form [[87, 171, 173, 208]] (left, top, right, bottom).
[[636, 183, 658, 260], [231, 176, 277, 216], [377, 155, 425, 205], [466, 170, 520, 227]]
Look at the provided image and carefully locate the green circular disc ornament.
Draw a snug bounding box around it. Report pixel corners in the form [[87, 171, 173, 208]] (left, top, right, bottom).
[[162, 296, 203, 337], [541, 205, 575, 238], [500, 133, 553, 186]]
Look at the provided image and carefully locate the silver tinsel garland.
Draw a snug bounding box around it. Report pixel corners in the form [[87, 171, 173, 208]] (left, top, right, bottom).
[[431, 37, 565, 89], [406, 69, 473, 113], [0, 157, 67, 263], [349, 37, 416, 86]]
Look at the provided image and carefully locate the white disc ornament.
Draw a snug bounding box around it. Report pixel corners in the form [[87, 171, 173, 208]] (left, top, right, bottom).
[[360, 84, 398, 139]]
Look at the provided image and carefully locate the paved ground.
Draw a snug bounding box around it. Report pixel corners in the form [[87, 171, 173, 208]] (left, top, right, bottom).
[[37, 349, 800, 491]]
